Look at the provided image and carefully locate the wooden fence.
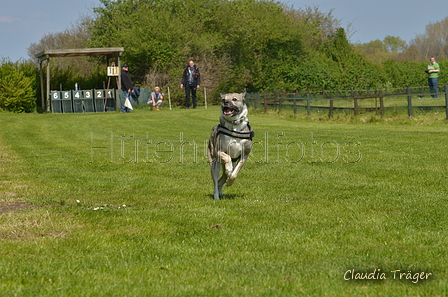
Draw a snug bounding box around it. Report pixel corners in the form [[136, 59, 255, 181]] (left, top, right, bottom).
[[245, 85, 448, 119]]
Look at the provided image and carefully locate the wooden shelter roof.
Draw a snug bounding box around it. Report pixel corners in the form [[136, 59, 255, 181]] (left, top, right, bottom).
[[35, 47, 124, 62]]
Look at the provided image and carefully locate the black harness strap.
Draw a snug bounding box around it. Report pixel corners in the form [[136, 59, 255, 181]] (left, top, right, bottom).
[[217, 123, 254, 140]]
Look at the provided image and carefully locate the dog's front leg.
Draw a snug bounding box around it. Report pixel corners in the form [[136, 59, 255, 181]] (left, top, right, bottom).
[[227, 143, 251, 186], [219, 151, 233, 181], [226, 156, 247, 186]]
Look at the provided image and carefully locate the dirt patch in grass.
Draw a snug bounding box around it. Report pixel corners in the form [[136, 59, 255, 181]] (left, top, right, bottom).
[[0, 202, 71, 240], [0, 230, 69, 240], [0, 201, 37, 214]]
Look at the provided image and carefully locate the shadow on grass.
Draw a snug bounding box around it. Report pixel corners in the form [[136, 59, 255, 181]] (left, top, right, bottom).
[[206, 193, 243, 200]]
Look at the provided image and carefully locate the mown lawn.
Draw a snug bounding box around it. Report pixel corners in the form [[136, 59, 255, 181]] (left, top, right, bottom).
[[0, 107, 447, 296]]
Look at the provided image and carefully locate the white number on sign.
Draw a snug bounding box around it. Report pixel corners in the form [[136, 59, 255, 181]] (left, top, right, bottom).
[[53, 92, 59, 99], [74, 92, 80, 98], [64, 92, 70, 99], [96, 91, 103, 98], [85, 91, 91, 98]]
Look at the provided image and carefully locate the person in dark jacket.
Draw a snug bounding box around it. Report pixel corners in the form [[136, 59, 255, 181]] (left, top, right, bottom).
[[180, 60, 200, 109], [120, 64, 134, 113]]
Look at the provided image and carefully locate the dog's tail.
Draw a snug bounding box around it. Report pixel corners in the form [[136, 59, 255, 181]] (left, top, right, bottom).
[[207, 125, 219, 163]]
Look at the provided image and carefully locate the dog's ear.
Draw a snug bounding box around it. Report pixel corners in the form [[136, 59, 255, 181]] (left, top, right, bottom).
[[220, 93, 225, 99], [241, 89, 247, 99]]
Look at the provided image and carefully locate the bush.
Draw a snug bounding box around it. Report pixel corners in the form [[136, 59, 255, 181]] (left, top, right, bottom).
[[0, 63, 36, 112]]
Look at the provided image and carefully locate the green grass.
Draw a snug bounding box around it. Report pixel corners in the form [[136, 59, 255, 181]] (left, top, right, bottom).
[[0, 107, 447, 296]]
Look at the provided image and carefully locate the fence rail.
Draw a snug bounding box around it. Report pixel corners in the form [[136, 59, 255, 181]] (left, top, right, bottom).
[[246, 85, 448, 119]]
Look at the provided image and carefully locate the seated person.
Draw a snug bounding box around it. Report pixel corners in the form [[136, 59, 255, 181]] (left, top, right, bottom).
[[147, 87, 164, 111]]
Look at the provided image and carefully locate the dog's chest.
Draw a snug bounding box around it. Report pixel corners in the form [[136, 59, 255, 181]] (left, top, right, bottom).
[[220, 135, 249, 158]]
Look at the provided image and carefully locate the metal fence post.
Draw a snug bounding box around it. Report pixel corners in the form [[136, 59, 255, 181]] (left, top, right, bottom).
[[407, 87, 412, 117]]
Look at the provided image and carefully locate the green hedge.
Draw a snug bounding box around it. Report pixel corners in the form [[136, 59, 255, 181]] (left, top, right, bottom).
[[0, 62, 36, 113]]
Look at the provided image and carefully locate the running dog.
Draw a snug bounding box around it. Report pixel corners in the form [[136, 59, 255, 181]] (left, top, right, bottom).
[[207, 92, 254, 199]]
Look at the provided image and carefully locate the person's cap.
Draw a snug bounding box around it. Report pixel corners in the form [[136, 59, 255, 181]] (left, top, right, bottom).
[[123, 64, 129, 68]]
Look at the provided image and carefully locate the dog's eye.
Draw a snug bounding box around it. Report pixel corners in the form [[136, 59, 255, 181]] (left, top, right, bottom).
[[232, 98, 237, 101]]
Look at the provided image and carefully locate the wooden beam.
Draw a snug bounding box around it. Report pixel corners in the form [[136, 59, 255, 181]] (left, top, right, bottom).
[[36, 47, 124, 61]]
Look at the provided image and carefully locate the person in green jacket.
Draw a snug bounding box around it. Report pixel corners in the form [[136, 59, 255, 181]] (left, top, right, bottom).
[[427, 56, 440, 98]]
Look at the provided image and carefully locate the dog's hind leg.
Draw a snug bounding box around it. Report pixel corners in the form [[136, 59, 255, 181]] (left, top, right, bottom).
[[210, 159, 221, 200], [217, 166, 227, 198], [216, 152, 232, 198]]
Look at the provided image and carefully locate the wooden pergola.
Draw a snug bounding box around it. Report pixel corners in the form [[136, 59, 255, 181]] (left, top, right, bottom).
[[35, 47, 124, 112]]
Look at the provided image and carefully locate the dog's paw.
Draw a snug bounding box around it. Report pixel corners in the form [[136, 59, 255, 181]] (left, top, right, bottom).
[[226, 176, 236, 186]]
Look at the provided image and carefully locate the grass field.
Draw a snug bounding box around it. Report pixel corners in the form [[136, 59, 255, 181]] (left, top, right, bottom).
[[0, 107, 447, 296]]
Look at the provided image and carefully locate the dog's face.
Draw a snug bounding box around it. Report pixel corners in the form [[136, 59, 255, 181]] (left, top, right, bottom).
[[220, 92, 246, 118]]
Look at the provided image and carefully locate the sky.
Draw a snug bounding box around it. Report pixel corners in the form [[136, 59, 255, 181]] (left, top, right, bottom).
[[1, 0, 448, 62]]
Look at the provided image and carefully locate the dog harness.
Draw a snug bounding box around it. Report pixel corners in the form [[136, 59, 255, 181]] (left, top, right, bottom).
[[217, 123, 254, 140]]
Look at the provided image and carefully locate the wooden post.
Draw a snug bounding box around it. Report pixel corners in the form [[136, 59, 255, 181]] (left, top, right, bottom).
[[407, 87, 412, 117], [168, 87, 172, 110], [279, 91, 285, 113], [39, 61, 45, 111], [352, 88, 358, 116], [117, 58, 122, 111], [254, 92, 259, 109], [307, 90, 311, 115], [294, 90, 298, 115], [379, 89, 385, 117], [204, 87, 207, 109], [329, 99, 334, 118], [46, 58, 51, 113], [264, 93, 267, 113], [373, 88, 376, 112]]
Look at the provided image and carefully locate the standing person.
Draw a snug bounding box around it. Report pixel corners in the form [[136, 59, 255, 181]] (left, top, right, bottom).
[[427, 56, 440, 98], [147, 87, 165, 111], [180, 60, 200, 109], [120, 64, 134, 113]]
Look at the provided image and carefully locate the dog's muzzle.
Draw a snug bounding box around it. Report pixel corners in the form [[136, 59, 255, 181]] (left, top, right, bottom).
[[221, 101, 239, 116]]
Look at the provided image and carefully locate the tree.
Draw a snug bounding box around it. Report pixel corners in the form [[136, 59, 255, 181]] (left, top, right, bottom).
[[382, 35, 406, 53], [319, 28, 385, 90], [406, 16, 448, 61], [27, 16, 98, 78], [88, 0, 316, 98], [0, 59, 37, 112]]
